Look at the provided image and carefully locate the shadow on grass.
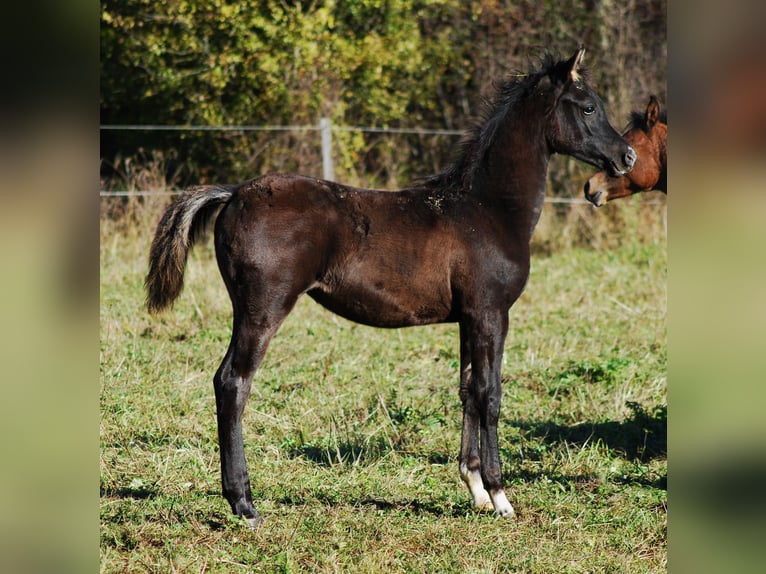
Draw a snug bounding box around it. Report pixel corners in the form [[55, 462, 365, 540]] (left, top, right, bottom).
[[511, 402, 667, 463], [100, 486, 157, 500], [356, 497, 476, 518], [271, 491, 476, 518], [287, 402, 665, 465], [280, 401, 666, 502], [509, 465, 666, 491], [285, 435, 452, 468]]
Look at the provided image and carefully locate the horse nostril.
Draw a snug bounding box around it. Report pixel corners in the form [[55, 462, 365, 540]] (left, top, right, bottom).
[[625, 146, 637, 168], [583, 180, 591, 197]]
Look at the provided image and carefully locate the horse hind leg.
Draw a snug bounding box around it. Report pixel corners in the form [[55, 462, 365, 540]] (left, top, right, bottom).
[[213, 296, 295, 527], [213, 318, 268, 527]]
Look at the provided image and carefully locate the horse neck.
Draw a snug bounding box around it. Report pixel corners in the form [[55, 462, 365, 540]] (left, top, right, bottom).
[[471, 114, 551, 241]]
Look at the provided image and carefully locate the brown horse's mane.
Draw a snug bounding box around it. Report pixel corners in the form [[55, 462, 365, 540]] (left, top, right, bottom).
[[420, 53, 590, 192]]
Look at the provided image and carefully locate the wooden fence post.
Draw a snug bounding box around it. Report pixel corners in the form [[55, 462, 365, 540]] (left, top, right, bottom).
[[320, 117, 334, 181]]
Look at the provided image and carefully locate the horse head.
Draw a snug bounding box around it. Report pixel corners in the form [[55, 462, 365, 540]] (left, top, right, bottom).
[[584, 95, 667, 206]]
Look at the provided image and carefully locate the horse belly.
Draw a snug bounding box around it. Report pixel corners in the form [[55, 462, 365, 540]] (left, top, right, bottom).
[[308, 273, 453, 328]]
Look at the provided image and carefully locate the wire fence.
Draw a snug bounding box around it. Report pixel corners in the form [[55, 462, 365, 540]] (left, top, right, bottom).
[[100, 120, 665, 206], [99, 123, 463, 135]]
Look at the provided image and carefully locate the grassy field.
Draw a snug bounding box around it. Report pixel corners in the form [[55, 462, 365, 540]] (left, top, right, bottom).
[[100, 203, 666, 573]]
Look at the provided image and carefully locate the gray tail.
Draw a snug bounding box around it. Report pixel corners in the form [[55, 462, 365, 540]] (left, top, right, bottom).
[[145, 184, 235, 314]]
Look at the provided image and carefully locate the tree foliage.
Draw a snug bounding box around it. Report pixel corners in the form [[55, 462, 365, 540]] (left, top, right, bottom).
[[101, 0, 666, 187]]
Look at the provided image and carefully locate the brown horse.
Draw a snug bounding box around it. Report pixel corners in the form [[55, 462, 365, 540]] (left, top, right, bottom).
[[145, 48, 635, 527], [584, 95, 666, 206]]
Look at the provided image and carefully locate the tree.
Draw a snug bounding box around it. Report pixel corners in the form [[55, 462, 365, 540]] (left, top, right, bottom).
[[101, 0, 665, 187]]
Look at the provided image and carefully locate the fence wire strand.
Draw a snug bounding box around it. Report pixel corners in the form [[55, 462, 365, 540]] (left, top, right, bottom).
[[100, 122, 665, 206]]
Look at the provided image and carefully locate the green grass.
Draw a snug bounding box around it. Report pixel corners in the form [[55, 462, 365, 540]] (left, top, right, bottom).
[[100, 218, 666, 573]]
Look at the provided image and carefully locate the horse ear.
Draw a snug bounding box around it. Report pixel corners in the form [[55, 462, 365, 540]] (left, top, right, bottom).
[[646, 95, 661, 128], [566, 46, 586, 83]]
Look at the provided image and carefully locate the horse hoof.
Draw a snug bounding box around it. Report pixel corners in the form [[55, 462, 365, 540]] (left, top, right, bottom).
[[494, 507, 516, 519], [477, 499, 495, 512], [472, 489, 494, 511], [245, 514, 264, 529], [489, 489, 515, 518]]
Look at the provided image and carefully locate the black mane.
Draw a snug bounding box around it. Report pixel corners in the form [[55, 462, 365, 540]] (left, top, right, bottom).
[[420, 53, 588, 192]]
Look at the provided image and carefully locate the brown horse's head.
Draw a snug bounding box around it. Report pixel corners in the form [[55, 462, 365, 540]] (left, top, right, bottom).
[[584, 95, 667, 206]]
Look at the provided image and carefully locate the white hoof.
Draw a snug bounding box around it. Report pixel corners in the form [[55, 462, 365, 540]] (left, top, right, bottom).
[[490, 489, 515, 518], [475, 490, 494, 511]]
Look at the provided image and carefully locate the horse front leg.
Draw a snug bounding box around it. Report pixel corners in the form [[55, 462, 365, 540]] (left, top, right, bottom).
[[461, 314, 515, 518], [458, 324, 493, 511]]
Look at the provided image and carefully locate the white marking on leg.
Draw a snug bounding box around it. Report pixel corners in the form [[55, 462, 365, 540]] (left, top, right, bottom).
[[490, 488, 515, 518], [460, 463, 493, 510]]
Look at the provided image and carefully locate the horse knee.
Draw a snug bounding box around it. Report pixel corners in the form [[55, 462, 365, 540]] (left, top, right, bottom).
[[485, 393, 501, 423], [459, 366, 472, 403], [214, 362, 251, 415]]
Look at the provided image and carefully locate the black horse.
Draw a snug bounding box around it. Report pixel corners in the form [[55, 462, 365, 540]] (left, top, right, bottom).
[[146, 48, 635, 527]]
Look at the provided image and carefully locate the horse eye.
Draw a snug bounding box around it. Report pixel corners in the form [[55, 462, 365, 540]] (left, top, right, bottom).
[[583, 105, 596, 116]]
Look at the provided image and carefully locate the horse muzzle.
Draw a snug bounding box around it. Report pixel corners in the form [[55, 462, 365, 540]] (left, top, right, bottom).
[[584, 176, 608, 207], [610, 145, 636, 177]]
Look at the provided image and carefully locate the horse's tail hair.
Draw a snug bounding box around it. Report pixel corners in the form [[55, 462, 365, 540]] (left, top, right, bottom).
[[145, 184, 236, 314]]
